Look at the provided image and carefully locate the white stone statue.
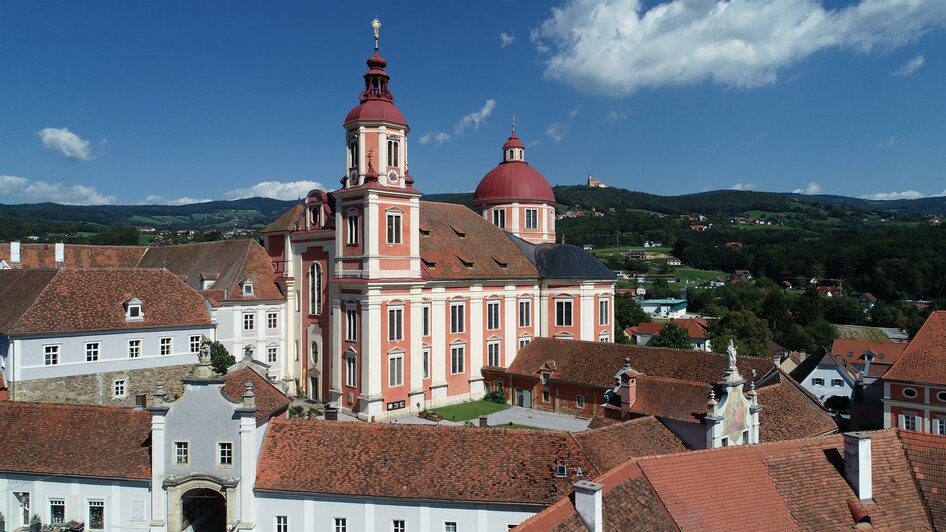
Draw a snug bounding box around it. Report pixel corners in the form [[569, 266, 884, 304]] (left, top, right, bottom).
[[727, 339, 737, 368]]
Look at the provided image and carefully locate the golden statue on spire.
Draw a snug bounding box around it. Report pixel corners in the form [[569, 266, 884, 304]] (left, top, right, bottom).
[[372, 18, 381, 50]]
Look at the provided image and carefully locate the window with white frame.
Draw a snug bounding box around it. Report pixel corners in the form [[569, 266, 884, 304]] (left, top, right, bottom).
[[335, 517, 348, 532], [576, 394, 585, 408], [268, 311, 278, 328], [388, 306, 404, 341], [174, 441, 189, 464], [14, 492, 29, 528], [902, 413, 918, 431], [44, 345, 60, 365], [445, 522, 457, 532], [487, 299, 501, 330], [346, 306, 358, 342], [346, 353, 357, 387], [831, 378, 843, 387], [348, 139, 358, 169], [936, 418, 946, 435], [598, 333, 610, 343], [276, 516, 289, 532], [555, 299, 573, 327], [519, 298, 531, 327], [493, 209, 506, 229], [599, 298, 610, 325], [242, 281, 254, 296], [125, 299, 142, 320], [422, 305, 431, 336], [310, 263, 322, 315], [388, 352, 404, 387], [451, 344, 465, 374], [387, 138, 400, 167], [347, 213, 359, 245], [189, 335, 202, 354], [49, 497, 66, 525], [392, 520, 406, 532], [525, 208, 538, 229], [487, 340, 501, 367], [387, 210, 403, 244], [243, 313, 255, 331], [450, 301, 465, 333], [113, 379, 126, 398], [85, 342, 99, 362], [267, 345, 278, 364], [88, 500, 105, 531], [218, 442, 233, 466], [812, 378, 825, 386], [519, 336, 531, 349], [422, 347, 430, 379], [128, 339, 141, 359], [160, 337, 172, 356], [903, 387, 918, 399]]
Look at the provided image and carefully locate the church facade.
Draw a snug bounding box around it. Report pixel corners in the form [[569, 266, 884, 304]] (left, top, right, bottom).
[[262, 28, 615, 420]]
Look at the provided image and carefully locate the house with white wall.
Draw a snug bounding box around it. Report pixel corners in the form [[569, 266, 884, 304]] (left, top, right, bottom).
[[789, 352, 857, 404]]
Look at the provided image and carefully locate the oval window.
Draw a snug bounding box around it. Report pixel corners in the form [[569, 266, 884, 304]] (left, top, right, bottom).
[[937, 391, 946, 403], [903, 387, 918, 399]]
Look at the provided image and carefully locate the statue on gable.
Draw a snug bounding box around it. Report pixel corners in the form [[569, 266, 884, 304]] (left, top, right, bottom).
[[727, 339, 737, 369]]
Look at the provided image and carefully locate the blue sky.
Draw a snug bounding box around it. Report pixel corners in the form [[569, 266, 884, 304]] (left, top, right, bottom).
[[1, 1, 944, 205]]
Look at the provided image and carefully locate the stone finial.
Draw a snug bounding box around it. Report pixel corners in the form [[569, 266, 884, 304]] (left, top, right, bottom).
[[152, 381, 167, 406], [191, 339, 217, 379], [243, 344, 254, 361], [242, 380, 256, 408], [624, 357, 632, 370]]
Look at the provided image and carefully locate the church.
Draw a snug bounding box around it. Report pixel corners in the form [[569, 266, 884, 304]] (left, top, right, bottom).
[[262, 22, 615, 420]]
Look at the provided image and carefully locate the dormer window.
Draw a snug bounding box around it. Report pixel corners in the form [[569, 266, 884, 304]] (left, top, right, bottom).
[[555, 464, 567, 478], [124, 298, 143, 321], [241, 281, 254, 296]]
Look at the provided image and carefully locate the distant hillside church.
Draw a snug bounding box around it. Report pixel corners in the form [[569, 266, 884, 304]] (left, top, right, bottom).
[[262, 23, 615, 419]]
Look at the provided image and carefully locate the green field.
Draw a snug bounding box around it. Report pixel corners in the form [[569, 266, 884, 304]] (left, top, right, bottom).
[[431, 400, 510, 422], [833, 324, 891, 342], [593, 246, 673, 254], [674, 268, 727, 283], [138, 234, 156, 245]]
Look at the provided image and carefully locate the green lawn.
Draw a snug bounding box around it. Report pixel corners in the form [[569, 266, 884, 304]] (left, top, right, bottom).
[[675, 267, 727, 283], [432, 400, 510, 422]]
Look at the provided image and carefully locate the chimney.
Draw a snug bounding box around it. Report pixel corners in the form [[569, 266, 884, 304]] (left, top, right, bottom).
[[10, 241, 20, 263], [324, 402, 338, 421], [843, 432, 872, 501], [478, 415, 489, 428], [134, 394, 147, 409], [798, 350, 808, 362], [573, 480, 604, 532], [241, 381, 256, 409], [618, 374, 637, 420], [54, 242, 65, 264]]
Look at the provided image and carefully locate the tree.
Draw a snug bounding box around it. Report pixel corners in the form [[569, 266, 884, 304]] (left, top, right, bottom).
[[650, 278, 676, 299], [708, 310, 772, 357], [651, 323, 693, 350], [614, 322, 633, 345], [614, 293, 650, 330], [206, 341, 235, 374]]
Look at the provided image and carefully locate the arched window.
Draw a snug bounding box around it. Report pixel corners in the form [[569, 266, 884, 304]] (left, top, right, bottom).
[[310, 207, 320, 227], [309, 263, 322, 315], [508, 149, 514, 161], [310, 342, 319, 365], [348, 139, 359, 170], [387, 138, 399, 167]]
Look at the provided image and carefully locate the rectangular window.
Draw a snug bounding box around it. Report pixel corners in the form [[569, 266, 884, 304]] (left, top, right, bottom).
[[542, 389, 551, 403], [88, 500, 105, 531], [50, 498, 65, 525], [936, 418, 946, 435], [128, 339, 141, 359], [113, 379, 126, 398], [160, 337, 172, 356], [576, 394, 585, 409], [487, 300, 500, 330], [445, 523, 457, 532], [423, 347, 430, 379], [519, 337, 531, 349], [903, 414, 917, 431], [190, 335, 202, 354], [267, 312, 278, 329], [387, 212, 402, 244], [422, 305, 431, 336], [599, 298, 610, 325], [450, 302, 465, 333], [519, 299, 531, 328], [393, 520, 406, 532], [451, 345, 465, 374], [347, 214, 359, 245], [555, 300, 573, 327], [14, 492, 29, 528], [85, 342, 100, 362], [387, 139, 399, 167], [335, 517, 348, 532], [388, 307, 404, 341], [488, 341, 501, 367], [346, 355, 357, 387], [44, 345, 59, 366], [243, 313, 255, 331], [276, 516, 289, 532], [812, 378, 825, 386], [346, 307, 358, 342], [525, 208, 538, 229], [831, 378, 843, 387], [174, 441, 189, 465], [388, 353, 404, 387], [267, 346, 278, 364], [219, 442, 233, 466], [492, 209, 506, 229], [599, 333, 610, 343]]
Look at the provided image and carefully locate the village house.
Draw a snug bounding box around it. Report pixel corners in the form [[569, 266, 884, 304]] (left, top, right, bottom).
[[639, 298, 687, 318], [625, 317, 711, 351], [883, 310, 946, 434]]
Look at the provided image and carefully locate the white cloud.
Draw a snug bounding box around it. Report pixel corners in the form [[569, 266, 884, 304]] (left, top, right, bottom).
[[454, 99, 496, 135], [37, 127, 98, 161], [732, 183, 757, 191], [534, 0, 946, 96], [500, 32, 516, 48], [860, 190, 924, 200], [893, 53, 926, 76], [419, 132, 451, 144], [876, 135, 902, 148], [546, 105, 582, 142], [0, 174, 115, 204], [604, 109, 629, 123], [224, 180, 323, 201], [145, 194, 212, 206], [793, 181, 823, 195]]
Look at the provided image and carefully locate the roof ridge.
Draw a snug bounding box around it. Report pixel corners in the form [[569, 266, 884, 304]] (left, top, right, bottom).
[[0, 399, 146, 414]]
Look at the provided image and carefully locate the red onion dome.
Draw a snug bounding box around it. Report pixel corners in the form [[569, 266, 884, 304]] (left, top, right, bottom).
[[473, 132, 554, 205], [503, 132, 525, 150], [344, 49, 408, 127]]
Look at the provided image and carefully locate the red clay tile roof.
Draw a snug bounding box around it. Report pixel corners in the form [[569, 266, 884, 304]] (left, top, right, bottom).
[[0, 401, 151, 480], [0, 270, 58, 332], [257, 420, 599, 504], [261, 203, 305, 233], [756, 371, 837, 442], [572, 416, 687, 472], [886, 311, 946, 385], [418, 202, 538, 281], [138, 239, 284, 302], [629, 376, 712, 424], [898, 429, 946, 530], [672, 317, 709, 340], [0, 268, 211, 335], [630, 322, 664, 336], [222, 367, 290, 424], [831, 338, 908, 367], [0, 243, 145, 269]]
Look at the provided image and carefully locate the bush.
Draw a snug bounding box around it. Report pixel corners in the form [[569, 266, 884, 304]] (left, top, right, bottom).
[[484, 390, 507, 404], [205, 340, 235, 374]]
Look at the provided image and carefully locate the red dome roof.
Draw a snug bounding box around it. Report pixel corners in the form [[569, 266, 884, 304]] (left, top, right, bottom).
[[503, 132, 525, 150], [473, 161, 555, 205], [344, 99, 408, 126]]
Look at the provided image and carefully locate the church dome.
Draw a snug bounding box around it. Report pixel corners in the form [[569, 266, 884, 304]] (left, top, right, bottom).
[[343, 48, 408, 127], [473, 131, 554, 206]]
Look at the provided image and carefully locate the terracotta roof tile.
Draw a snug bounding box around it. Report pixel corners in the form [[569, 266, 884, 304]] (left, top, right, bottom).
[[222, 368, 290, 424], [261, 203, 305, 233], [884, 311, 946, 385], [572, 416, 687, 472], [756, 371, 838, 442], [0, 243, 145, 269], [898, 429, 946, 529], [831, 338, 908, 368], [0, 268, 211, 335], [0, 401, 151, 480], [629, 377, 712, 424]]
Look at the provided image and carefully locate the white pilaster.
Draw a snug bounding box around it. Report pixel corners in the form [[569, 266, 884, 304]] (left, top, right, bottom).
[[504, 285, 517, 365], [238, 412, 257, 526], [511, 202, 520, 234], [409, 288, 425, 411], [431, 288, 448, 400], [580, 284, 595, 341], [469, 286, 485, 398], [148, 411, 167, 532]]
